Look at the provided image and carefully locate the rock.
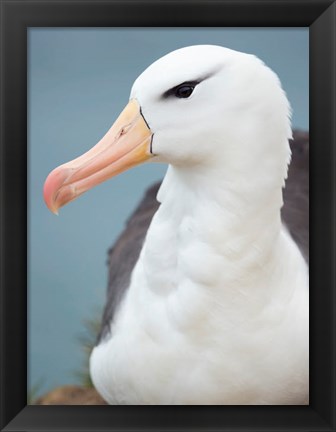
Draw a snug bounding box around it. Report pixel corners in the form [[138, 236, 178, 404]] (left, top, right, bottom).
[[35, 385, 107, 405]]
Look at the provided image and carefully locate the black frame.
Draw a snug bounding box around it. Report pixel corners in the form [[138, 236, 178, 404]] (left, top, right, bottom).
[[1, 0, 335, 431]]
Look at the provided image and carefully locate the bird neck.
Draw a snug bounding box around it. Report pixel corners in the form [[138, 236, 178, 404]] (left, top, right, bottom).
[[139, 163, 286, 296]]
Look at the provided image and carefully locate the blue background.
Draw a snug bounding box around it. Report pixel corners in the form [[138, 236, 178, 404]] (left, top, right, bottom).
[[28, 28, 308, 399]]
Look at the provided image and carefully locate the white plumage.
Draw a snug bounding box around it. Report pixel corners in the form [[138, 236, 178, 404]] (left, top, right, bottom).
[[88, 46, 309, 405]]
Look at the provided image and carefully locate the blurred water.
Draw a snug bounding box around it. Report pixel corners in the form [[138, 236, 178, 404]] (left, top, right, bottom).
[[28, 28, 308, 399]]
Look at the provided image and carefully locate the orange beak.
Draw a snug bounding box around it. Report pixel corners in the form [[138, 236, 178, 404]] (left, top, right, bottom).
[[43, 99, 153, 214]]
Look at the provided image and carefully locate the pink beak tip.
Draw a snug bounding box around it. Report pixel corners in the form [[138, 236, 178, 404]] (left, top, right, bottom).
[[43, 167, 65, 215]]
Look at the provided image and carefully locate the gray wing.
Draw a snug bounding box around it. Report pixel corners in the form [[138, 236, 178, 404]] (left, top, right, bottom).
[[96, 182, 160, 343], [281, 131, 309, 264], [97, 131, 309, 343]]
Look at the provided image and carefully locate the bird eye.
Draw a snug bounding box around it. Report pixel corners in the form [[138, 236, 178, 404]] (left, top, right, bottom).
[[175, 85, 195, 99], [162, 80, 200, 99]]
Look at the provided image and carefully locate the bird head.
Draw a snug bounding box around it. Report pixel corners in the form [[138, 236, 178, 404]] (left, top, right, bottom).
[[44, 45, 291, 214]]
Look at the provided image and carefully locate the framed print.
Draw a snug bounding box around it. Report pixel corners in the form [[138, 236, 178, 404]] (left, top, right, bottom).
[[1, 0, 335, 431]]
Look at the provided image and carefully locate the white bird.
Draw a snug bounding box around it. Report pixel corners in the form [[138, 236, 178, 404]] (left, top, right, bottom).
[[44, 45, 309, 405]]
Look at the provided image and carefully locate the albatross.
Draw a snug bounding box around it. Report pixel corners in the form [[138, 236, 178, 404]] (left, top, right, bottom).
[[43, 45, 309, 405]]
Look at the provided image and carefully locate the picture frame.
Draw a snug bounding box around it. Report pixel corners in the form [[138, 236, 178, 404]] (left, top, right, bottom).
[[0, 0, 335, 431]]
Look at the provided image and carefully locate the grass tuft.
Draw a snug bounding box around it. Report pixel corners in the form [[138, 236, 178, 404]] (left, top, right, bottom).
[[74, 310, 102, 387]]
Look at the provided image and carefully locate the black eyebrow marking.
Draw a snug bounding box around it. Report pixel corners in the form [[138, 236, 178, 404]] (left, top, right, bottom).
[[161, 68, 220, 99]]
